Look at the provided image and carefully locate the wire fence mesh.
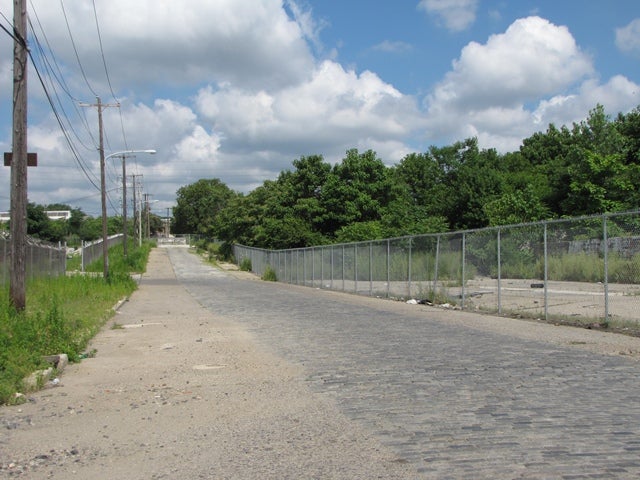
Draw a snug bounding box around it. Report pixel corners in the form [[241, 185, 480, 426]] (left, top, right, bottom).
[[0, 235, 67, 284], [80, 234, 124, 271], [234, 210, 640, 325]]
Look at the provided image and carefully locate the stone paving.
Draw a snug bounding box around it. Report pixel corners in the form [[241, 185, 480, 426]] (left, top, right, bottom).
[[170, 247, 640, 479]]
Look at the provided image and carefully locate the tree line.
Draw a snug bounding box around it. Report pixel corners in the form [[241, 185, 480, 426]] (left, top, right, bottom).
[[1, 203, 165, 246], [172, 104, 640, 251]]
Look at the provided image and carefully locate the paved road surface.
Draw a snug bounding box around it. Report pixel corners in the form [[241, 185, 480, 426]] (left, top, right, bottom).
[[3, 245, 640, 479], [169, 246, 640, 479]]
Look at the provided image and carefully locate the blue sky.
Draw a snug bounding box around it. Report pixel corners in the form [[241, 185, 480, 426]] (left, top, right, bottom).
[[0, 0, 639, 217]]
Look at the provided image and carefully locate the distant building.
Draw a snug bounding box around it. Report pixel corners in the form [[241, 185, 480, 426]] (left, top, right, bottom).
[[0, 210, 71, 222]]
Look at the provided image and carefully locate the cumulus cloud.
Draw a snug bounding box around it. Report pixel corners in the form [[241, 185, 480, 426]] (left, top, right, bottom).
[[23, 0, 315, 91], [422, 16, 638, 152], [616, 18, 640, 56], [195, 60, 424, 163], [2, 0, 638, 215], [428, 17, 593, 112], [418, 0, 478, 32]]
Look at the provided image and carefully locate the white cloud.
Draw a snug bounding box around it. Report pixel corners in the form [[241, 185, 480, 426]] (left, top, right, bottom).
[[616, 18, 640, 56], [22, 0, 315, 92], [428, 17, 593, 112], [422, 16, 640, 152], [418, 0, 478, 32], [372, 40, 413, 54], [2, 0, 638, 216], [533, 76, 640, 127], [285, 0, 328, 55], [196, 60, 423, 163]]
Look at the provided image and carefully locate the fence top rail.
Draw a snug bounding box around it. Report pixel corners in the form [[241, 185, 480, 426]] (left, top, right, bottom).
[[0, 234, 67, 251], [233, 208, 640, 255]]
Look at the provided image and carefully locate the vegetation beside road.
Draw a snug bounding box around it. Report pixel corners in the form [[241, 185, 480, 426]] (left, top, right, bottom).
[[0, 241, 152, 405], [171, 105, 640, 255]]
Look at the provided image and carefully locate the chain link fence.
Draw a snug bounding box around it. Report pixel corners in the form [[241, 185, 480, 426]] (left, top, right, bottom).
[[234, 210, 640, 325], [0, 235, 67, 284], [80, 234, 124, 271]]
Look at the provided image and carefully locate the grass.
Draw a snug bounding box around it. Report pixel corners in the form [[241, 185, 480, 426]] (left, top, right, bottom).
[[239, 258, 252, 272], [261, 265, 277, 281], [0, 241, 152, 405]]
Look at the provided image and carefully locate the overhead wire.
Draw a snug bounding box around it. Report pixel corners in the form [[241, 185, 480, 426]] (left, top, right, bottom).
[[0, 9, 21, 43], [28, 14, 97, 154], [60, 0, 97, 98], [26, 45, 102, 192], [28, 0, 98, 151], [26, 4, 102, 191], [92, 0, 130, 152], [6, 2, 145, 214]]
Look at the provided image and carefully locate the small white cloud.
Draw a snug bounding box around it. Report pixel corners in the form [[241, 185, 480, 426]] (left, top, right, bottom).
[[285, 0, 328, 55], [616, 18, 640, 56], [418, 0, 478, 32], [372, 40, 413, 54]]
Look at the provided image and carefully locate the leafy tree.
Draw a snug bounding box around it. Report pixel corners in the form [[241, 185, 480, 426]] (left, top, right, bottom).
[[26, 203, 51, 239], [335, 221, 385, 243], [78, 217, 102, 241], [318, 149, 394, 236], [520, 123, 573, 216], [173, 178, 234, 235], [484, 185, 550, 226], [214, 193, 254, 248]]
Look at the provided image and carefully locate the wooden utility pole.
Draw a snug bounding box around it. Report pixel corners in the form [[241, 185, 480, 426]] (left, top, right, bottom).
[[97, 97, 109, 280], [81, 97, 118, 280], [121, 155, 128, 257], [144, 193, 152, 239], [131, 174, 143, 246], [10, 0, 28, 310]]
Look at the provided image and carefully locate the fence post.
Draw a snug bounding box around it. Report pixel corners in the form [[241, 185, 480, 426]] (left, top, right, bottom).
[[386, 239, 390, 298], [354, 244, 358, 295], [461, 232, 466, 310], [321, 246, 324, 288], [544, 222, 549, 321], [369, 241, 373, 296], [342, 245, 345, 291], [497, 228, 502, 314], [434, 235, 440, 295], [603, 215, 609, 321], [408, 237, 412, 299], [330, 246, 334, 289]]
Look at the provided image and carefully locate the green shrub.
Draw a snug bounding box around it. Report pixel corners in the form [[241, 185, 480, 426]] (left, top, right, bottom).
[[207, 242, 220, 259], [261, 266, 277, 281], [240, 258, 252, 271]]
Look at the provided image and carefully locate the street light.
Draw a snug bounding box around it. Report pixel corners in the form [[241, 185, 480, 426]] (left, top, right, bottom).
[[102, 149, 156, 279]]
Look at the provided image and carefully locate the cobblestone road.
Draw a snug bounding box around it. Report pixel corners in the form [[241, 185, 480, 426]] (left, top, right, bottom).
[[170, 247, 640, 479]]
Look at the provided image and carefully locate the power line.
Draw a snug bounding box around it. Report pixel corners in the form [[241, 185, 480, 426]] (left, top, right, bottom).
[[28, 16, 97, 154], [25, 7, 102, 191], [60, 0, 97, 97], [91, 0, 130, 155], [28, 1, 98, 150]]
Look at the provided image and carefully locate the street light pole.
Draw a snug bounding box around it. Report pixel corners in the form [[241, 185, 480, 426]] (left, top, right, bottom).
[[104, 149, 155, 269]]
